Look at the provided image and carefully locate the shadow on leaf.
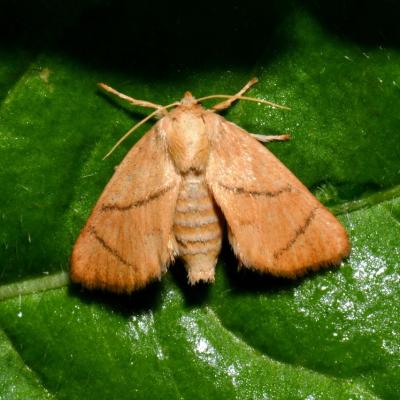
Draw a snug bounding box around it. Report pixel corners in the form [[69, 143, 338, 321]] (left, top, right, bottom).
[[169, 259, 213, 308], [218, 238, 339, 294], [68, 279, 163, 317]]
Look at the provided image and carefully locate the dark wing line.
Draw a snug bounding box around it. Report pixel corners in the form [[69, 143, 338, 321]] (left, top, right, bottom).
[[101, 182, 177, 211], [89, 226, 133, 267], [217, 182, 292, 197], [273, 207, 318, 259]]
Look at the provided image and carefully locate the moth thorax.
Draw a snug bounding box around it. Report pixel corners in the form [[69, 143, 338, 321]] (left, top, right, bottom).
[[166, 110, 210, 173]]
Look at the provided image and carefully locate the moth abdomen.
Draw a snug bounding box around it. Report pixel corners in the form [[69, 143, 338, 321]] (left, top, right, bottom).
[[173, 174, 223, 284]]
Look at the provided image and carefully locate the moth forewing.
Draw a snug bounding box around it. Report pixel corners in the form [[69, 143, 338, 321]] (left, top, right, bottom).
[[205, 114, 350, 277], [70, 126, 181, 293]]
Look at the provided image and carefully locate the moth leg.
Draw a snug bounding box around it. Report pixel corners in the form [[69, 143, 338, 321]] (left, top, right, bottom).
[[251, 133, 290, 143], [98, 83, 166, 116], [212, 77, 258, 111]]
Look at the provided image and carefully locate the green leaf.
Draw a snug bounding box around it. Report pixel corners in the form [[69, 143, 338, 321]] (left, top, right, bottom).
[[1, 2, 399, 399]]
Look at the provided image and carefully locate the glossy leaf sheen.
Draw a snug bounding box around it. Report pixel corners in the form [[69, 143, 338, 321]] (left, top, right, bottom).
[[0, 3, 399, 399]]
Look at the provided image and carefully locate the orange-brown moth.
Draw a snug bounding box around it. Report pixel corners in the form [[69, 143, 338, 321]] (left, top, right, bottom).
[[70, 78, 350, 293]]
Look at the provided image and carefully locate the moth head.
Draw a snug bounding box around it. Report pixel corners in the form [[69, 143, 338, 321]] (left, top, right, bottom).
[[99, 78, 290, 160], [180, 91, 197, 107]]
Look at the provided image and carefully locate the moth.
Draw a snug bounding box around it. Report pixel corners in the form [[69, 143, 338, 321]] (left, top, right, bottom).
[[70, 78, 350, 293]]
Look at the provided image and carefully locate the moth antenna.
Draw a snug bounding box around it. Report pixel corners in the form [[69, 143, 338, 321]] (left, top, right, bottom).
[[197, 94, 290, 110], [211, 77, 258, 111], [103, 102, 180, 160], [251, 133, 291, 143], [98, 83, 165, 111]]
